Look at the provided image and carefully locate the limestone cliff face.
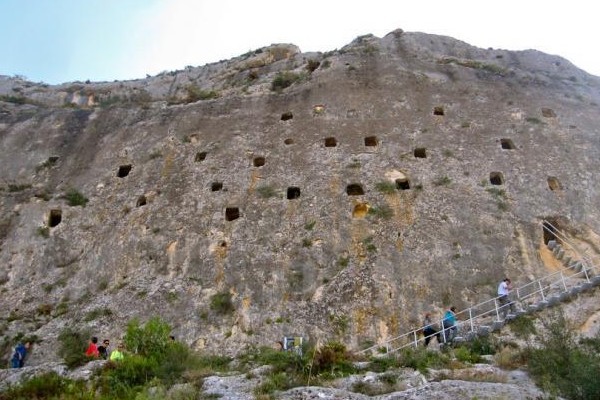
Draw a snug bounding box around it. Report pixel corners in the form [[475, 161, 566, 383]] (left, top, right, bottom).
[[1, 30, 600, 363]]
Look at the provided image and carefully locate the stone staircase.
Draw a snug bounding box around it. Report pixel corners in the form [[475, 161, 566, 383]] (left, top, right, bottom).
[[359, 220, 600, 355]]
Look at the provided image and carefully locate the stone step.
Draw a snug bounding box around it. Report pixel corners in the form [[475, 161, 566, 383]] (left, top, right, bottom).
[[478, 326, 491, 336], [562, 256, 572, 266], [491, 321, 504, 331], [547, 240, 557, 250], [592, 275, 600, 286], [570, 286, 583, 295], [537, 300, 549, 309], [558, 291, 571, 302], [547, 295, 561, 306], [526, 304, 539, 313], [570, 261, 582, 272]]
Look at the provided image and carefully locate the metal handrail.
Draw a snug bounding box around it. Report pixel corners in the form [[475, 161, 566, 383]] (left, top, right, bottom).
[[358, 220, 599, 355]]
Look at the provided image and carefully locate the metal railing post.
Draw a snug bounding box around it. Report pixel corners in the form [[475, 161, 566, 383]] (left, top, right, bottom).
[[582, 262, 591, 282], [413, 331, 418, 348], [538, 281, 545, 301], [441, 318, 447, 343], [469, 308, 474, 332], [494, 298, 501, 321], [560, 272, 567, 291]]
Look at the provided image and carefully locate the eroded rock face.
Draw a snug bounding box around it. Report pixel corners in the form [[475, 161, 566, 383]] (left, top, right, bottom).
[[1, 30, 600, 362]]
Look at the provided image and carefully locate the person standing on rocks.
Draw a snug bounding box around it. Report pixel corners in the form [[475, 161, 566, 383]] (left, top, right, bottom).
[[442, 307, 457, 342], [110, 343, 125, 361], [423, 313, 441, 347], [97, 339, 110, 359], [85, 336, 99, 358], [497, 278, 516, 319], [10, 341, 31, 368]]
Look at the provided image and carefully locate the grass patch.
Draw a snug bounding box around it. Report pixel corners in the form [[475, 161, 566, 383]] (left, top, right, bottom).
[[367, 205, 394, 220], [271, 71, 305, 91], [257, 185, 278, 198], [64, 188, 88, 207], [375, 181, 396, 194], [304, 220, 316, 230], [433, 176, 452, 186], [36, 226, 50, 238], [185, 85, 219, 103], [84, 307, 113, 322], [210, 292, 234, 315]]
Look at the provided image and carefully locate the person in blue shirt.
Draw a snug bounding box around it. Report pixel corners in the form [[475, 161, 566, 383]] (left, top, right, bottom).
[[11, 341, 31, 368], [442, 307, 457, 342]]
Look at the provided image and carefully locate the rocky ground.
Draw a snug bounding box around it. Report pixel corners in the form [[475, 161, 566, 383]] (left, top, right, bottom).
[[0, 359, 552, 399]]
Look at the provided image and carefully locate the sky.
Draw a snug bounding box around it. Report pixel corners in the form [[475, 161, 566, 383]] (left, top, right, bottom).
[[1, 0, 598, 84]]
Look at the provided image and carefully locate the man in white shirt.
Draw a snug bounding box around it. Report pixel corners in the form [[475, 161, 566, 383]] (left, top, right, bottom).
[[497, 278, 516, 319]]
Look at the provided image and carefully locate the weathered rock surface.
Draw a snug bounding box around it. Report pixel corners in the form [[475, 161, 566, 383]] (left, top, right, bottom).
[[1, 28, 600, 365]]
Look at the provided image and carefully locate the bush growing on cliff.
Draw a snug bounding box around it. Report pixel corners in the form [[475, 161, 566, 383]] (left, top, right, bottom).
[[210, 292, 234, 315], [58, 327, 91, 368], [526, 311, 600, 399], [64, 188, 88, 207], [271, 71, 304, 91]]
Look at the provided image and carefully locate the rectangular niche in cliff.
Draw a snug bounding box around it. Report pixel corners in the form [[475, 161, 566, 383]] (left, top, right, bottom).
[[287, 187, 301, 199], [48, 209, 62, 227], [433, 106, 445, 116], [195, 152, 207, 162], [414, 148, 427, 158], [253, 156, 265, 167], [500, 138, 515, 150], [353, 202, 369, 218], [547, 176, 562, 191], [281, 112, 293, 121], [324, 137, 337, 147], [225, 207, 240, 221], [542, 108, 556, 118], [364, 136, 378, 146], [396, 178, 410, 190], [490, 172, 504, 185], [346, 183, 365, 195], [136, 195, 147, 207], [284, 138, 294, 145], [211, 182, 223, 191], [117, 164, 132, 178]]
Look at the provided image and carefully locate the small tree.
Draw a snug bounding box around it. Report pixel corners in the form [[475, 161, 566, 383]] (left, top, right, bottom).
[[58, 327, 91, 368], [124, 317, 171, 358]]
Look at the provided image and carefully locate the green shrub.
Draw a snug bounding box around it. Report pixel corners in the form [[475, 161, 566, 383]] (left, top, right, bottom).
[[375, 181, 396, 194], [58, 327, 91, 368], [257, 185, 277, 198], [210, 292, 234, 315], [453, 346, 482, 364], [398, 347, 449, 373], [306, 59, 321, 73], [271, 71, 304, 91], [8, 183, 31, 192], [185, 85, 219, 103], [36, 226, 50, 238], [368, 205, 394, 220], [310, 341, 356, 377], [124, 317, 171, 358], [527, 312, 600, 399], [433, 176, 452, 186], [0, 95, 27, 105], [84, 307, 113, 322], [0, 371, 90, 400], [509, 315, 536, 339], [64, 188, 88, 207], [367, 355, 402, 372], [304, 220, 316, 231]]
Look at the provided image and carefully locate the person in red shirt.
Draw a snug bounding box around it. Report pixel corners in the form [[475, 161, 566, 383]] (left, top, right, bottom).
[[85, 336, 99, 358]]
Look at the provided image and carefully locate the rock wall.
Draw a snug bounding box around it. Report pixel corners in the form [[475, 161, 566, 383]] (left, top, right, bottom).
[[1, 30, 600, 363]]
